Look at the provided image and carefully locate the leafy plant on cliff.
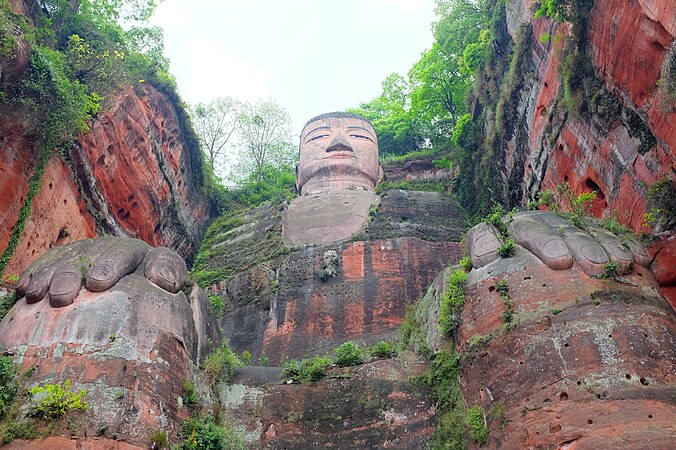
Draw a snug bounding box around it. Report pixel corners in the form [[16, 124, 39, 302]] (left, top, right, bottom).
[[333, 342, 364, 367], [174, 414, 245, 450], [28, 379, 88, 420], [418, 348, 468, 449], [0, 291, 17, 323], [0, 356, 18, 420], [282, 355, 332, 384], [439, 268, 468, 335], [465, 405, 489, 445], [645, 176, 676, 232], [538, 183, 596, 229], [203, 341, 240, 384]]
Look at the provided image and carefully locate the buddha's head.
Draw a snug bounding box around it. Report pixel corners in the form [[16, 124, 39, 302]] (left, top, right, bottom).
[[296, 112, 383, 195]]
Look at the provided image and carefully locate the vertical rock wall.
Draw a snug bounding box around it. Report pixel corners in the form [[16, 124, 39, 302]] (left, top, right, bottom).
[[502, 0, 675, 231]]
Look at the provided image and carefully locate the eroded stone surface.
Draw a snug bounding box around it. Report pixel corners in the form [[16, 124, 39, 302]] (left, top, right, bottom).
[[457, 213, 676, 449], [282, 190, 379, 246], [0, 239, 219, 448], [219, 356, 435, 450]]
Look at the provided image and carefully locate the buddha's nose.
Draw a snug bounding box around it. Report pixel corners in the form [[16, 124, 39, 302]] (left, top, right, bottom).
[[326, 134, 353, 152]]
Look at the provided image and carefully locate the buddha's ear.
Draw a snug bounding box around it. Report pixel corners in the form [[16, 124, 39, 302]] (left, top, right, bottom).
[[377, 165, 384, 184]]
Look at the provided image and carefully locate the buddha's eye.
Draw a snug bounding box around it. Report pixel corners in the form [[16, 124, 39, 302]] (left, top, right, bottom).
[[307, 134, 328, 143], [350, 134, 374, 142]]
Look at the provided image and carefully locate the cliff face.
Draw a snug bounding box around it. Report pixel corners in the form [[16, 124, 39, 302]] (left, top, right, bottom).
[[0, 0, 210, 278], [503, 0, 675, 230]]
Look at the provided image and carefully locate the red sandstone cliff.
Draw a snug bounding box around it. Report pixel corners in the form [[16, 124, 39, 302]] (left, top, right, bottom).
[[505, 0, 675, 230], [0, 2, 210, 280]]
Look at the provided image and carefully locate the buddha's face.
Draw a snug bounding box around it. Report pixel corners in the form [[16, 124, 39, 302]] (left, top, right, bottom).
[[297, 117, 383, 194]]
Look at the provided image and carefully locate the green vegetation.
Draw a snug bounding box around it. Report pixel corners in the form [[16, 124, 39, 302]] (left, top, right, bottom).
[[148, 429, 168, 449], [599, 261, 620, 279], [496, 237, 515, 258], [203, 341, 240, 384], [190, 208, 290, 289], [601, 214, 631, 236], [645, 176, 676, 232], [0, 0, 212, 279], [333, 341, 364, 367], [258, 354, 270, 367], [459, 256, 473, 272], [182, 379, 198, 406], [0, 291, 17, 323], [207, 294, 225, 316], [0, 356, 18, 420], [0, 151, 48, 279], [369, 341, 397, 359], [174, 414, 245, 450], [495, 279, 515, 331], [539, 183, 596, 229], [419, 348, 468, 449], [375, 179, 448, 195], [465, 405, 489, 445], [347, 0, 490, 158], [28, 380, 88, 420], [439, 269, 468, 335], [282, 355, 332, 384], [240, 350, 252, 365]]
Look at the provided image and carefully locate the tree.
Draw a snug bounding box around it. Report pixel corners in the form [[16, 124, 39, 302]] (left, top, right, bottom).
[[233, 100, 295, 185], [348, 73, 422, 156], [191, 97, 241, 176]]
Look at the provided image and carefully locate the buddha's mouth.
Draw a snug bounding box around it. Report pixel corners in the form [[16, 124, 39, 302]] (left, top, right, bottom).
[[323, 152, 356, 159]]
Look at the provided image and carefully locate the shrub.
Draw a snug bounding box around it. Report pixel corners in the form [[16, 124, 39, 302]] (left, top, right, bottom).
[[207, 295, 225, 315], [0, 356, 18, 419], [282, 356, 332, 384], [370, 341, 396, 359], [240, 350, 252, 365], [439, 269, 468, 335], [0, 292, 17, 325], [148, 429, 167, 449], [203, 341, 240, 383], [182, 379, 198, 406], [459, 256, 473, 272], [334, 342, 364, 367], [466, 405, 489, 445], [258, 354, 270, 367], [1, 422, 36, 444], [174, 415, 245, 450], [646, 176, 676, 232], [496, 238, 515, 258], [600, 261, 620, 279], [28, 380, 88, 420]]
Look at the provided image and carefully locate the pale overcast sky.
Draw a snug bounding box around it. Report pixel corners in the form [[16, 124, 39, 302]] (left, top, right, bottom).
[[150, 0, 436, 139]]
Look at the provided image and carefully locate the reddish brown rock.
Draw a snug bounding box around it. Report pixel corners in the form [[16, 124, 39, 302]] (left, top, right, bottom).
[[208, 190, 466, 364], [0, 83, 210, 279], [0, 240, 219, 448], [3, 436, 144, 450], [649, 231, 676, 308], [4, 156, 98, 278], [220, 356, 435, 449], [456, 248, 676, 448], [503, 0, 675, 234], [74, 84, 210, 258]]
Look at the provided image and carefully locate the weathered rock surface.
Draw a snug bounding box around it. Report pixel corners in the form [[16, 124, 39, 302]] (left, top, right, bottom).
[[427, 213, 676, 449], [0, 23, 210, 278], [220, 355, 434, 450], [649, 231, 676, 308], [200, 190, 466, 363], [502, 0, 675, 231], [0, 239, 219, 448], [282, 190, 379, 246]]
